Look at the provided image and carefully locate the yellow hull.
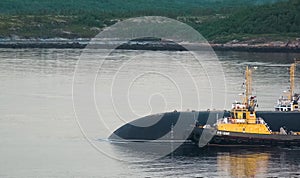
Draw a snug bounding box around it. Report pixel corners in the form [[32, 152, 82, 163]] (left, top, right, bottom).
[[217, 123, 271, 134]]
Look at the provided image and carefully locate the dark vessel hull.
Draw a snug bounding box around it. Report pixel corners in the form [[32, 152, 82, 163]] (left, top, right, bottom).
[[257, 111, 300, 132], [192, 128, 300, 147], [109, 111, 300, 142]]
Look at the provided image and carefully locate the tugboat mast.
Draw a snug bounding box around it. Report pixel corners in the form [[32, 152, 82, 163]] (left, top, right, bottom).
[[244, 66, 253, 107], [289, 60, 300, 101]]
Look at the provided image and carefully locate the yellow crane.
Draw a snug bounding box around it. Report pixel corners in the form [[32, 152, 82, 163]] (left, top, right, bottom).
[[289, 59, 300, 101], [242, 66, 255, 110], [244, 66, 253, 106], [275, 59, 300, 111]]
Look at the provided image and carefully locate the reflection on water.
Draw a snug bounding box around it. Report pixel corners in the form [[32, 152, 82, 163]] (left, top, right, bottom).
[[111, 139, 300, 177], [218, 151, 269, 177], [215, 147, 300, 177], [124, 145, 300, 177]]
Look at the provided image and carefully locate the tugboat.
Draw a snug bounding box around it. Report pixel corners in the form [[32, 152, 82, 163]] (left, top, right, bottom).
[[275, 60, 300, 112], [195, 66, 300, 147]]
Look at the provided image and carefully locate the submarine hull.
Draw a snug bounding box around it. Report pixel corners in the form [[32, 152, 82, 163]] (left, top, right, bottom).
[[109, 111, 300, 141]]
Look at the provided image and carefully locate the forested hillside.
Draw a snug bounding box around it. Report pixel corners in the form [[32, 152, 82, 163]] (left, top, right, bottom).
[[195, 0, 300, 42], [0, 0, 280, 15], [1, 0, 298, 43]]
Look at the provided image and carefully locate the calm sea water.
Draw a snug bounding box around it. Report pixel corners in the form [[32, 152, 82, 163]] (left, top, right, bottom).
[[1, 48, 300, 177]]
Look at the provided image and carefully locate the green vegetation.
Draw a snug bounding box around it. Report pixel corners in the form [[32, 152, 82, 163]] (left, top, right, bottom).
[[195, 0, 300, 42], [0, 0, 280, 16], [0, 0, 299, 43]]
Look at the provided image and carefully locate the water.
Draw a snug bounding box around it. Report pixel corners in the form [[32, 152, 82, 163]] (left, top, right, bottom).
[[1, 48, 300, 177]]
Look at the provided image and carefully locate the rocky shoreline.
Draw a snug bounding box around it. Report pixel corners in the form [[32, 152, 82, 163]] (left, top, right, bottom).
[[1, 38, 300, 52]]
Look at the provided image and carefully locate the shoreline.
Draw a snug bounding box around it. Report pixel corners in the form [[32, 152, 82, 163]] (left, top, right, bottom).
[[1, 39, 300, 53]]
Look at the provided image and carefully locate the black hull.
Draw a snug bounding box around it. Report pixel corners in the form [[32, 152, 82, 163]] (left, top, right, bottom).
[[192, 128, 300, 147], [256, 111, 300, 132], [109, 111, 300, 142]]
